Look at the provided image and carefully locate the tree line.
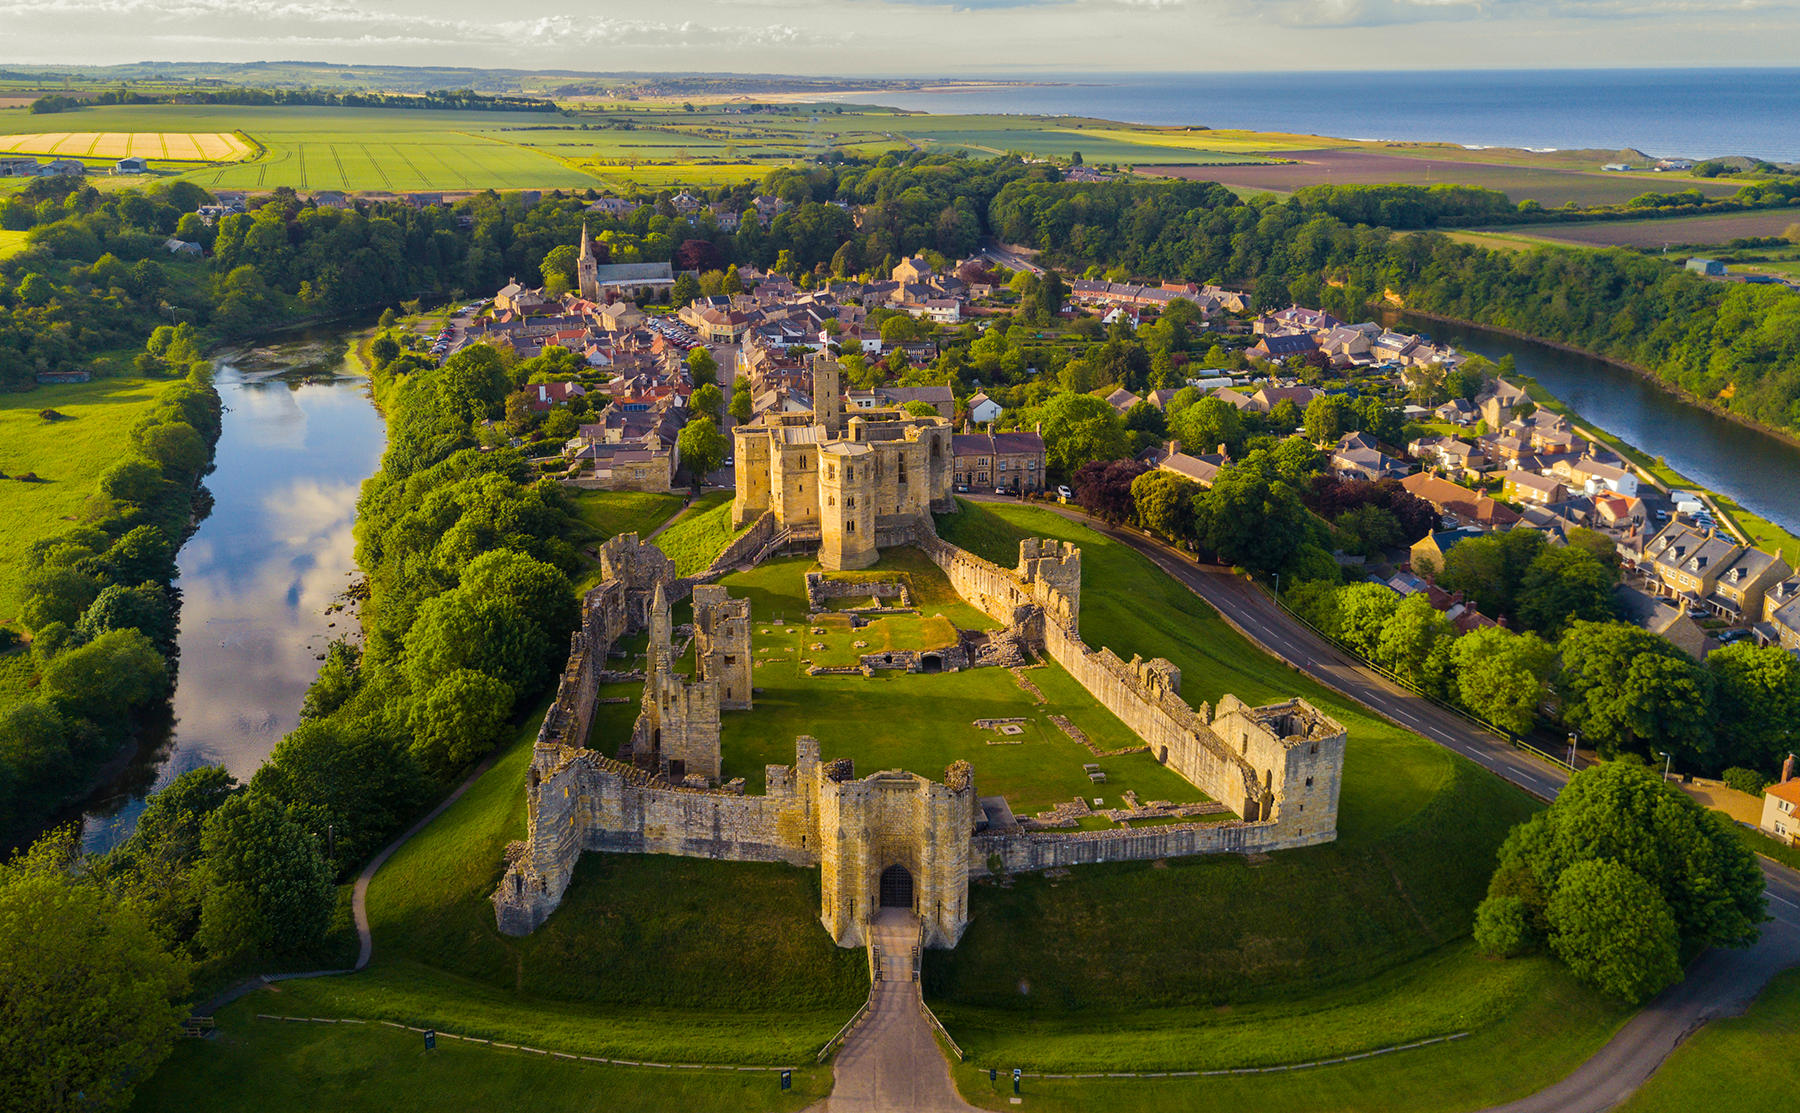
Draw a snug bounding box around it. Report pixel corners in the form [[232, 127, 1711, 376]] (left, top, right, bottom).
[[32, 87, 558, 113]]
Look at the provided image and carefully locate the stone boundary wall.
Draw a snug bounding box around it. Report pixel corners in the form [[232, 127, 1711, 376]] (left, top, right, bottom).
[[920, 535, 1264, 820], [915, 534, 1043, 627], [533, 580, 627, 753], [973, 813, 1323, 875], [805, 572, 914, 611], [1040, 621, 1263, 820]]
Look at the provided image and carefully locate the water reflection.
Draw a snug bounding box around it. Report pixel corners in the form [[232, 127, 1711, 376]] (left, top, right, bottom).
[[81, 330, 385, 850]]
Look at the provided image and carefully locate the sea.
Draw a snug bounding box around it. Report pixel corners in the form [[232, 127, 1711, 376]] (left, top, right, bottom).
[[822, 69, 1800, 163]]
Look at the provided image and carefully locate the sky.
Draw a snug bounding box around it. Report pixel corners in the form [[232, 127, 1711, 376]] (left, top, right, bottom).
[[4, 0, 1800, 73]]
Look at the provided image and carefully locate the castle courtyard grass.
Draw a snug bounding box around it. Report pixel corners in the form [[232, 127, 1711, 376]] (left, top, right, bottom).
[[715, 551, 1215, 818]]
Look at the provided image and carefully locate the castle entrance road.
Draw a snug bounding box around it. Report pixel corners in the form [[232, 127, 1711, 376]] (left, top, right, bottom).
[[968, 495, 1800, 1113], [807, 910, 979, 1113]]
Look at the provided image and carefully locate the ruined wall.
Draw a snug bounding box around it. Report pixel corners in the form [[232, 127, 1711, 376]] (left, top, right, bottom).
[[972, 813, 1323, 876], [693, 585, 753, 710], [1042, 622, 1264, 821]]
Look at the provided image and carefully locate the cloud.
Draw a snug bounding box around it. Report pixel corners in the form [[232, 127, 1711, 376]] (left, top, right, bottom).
[[0, 0, 833, 53]]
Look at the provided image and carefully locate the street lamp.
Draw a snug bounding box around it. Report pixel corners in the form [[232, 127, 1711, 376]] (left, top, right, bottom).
[[1658, 750, 1673, 781], [1566, 732, 1579, 769]]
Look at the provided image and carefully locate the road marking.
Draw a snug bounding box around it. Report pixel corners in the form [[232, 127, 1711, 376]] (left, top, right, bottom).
[[1768, 893, 1799, 913]]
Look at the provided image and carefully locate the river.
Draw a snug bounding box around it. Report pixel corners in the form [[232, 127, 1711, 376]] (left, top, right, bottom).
[[1397, 315, 1800, 540], [80, 326, 385, 851]]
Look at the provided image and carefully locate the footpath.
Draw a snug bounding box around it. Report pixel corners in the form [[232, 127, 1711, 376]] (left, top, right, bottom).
[[807, 909, 977, 1113]]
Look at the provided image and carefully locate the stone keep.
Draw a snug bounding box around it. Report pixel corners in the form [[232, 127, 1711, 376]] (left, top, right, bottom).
[[731, 353, 955, 565], [692, 584, 752, 711]]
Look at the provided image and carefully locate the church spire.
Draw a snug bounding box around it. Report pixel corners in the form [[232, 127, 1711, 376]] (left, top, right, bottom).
[[579, 221, 594, 262]]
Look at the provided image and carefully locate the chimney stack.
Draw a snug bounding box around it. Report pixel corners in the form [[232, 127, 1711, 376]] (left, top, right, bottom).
[[1784, 753, 1796, 784]]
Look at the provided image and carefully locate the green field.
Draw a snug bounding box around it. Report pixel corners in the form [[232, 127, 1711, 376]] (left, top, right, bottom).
[[563, 489, 686, 590], [0, 229, 29, 258], [0, 376, 169, 631], [1614, 968, 1800, 1113], [132, 999, 829, 1113]]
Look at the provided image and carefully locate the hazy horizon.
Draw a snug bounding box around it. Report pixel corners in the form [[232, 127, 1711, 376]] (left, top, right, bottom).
[[5, 0, 1800, 76]]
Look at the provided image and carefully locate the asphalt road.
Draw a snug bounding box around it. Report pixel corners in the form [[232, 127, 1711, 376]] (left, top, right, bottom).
[[969, 494, 1800, 1112]]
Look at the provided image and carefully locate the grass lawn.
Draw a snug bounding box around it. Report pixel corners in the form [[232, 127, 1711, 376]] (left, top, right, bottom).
[[564, 488, 685, 544], [952, 955, 1626, 1113], [713, 551, 1210, 818], [1615, 968, 1800, 1113], [0, 228, 29, 259], [0, 375, 171, 630], [130, 998, 829, 1113], [653, 491, 744, 575], [564, 489, 686, 590]]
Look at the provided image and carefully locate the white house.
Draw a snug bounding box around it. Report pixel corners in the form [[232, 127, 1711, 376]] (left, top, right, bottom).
[[967, 392, 1003, 425]]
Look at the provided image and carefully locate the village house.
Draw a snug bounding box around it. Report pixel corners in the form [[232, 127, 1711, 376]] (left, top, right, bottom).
[[1408, 435, 1487, 476], [1246, 332, 1318, 364], [1410, 527, 1487, 576], [1142, 439, 1229, 488], [1553, 455, 1639, 498], [1758, 577, 1800, 650], [1760, 756, 1800, 846], [1330, 432, 1407, 482], [1104, 386, 1142, 414], [1401, 473, 1522, 530], [1642, 522, 1793, 622], [1614, 584, 1711, 658], [1502, 470, 1569, 507], [952, 429, 1047, 492], [1477, 379, 1533, 430], [967, 391, 1004, 425], [1434, 398, 1480, 427], [1249, 384, 1319, 413]]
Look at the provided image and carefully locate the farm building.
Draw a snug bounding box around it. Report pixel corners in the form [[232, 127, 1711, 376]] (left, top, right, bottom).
[[1686, 258, 1726, 276], [115, 156, 148, 174], [0, 156, 39, 178]]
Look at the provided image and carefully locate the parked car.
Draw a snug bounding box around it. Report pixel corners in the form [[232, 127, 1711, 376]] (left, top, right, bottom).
[[1056, 485, 1073, 501], [954, 484, 970, 493]]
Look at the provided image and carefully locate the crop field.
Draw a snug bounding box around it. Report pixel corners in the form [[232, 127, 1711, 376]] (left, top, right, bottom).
[[0, 229, 28, 258], [0, 130, 247, 160], [1142, 148, 1744, 207], [1484, 208, 1800, 248]]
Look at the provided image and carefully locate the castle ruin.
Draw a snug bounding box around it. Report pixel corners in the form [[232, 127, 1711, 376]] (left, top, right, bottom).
[[493, 519, 1347, 948]]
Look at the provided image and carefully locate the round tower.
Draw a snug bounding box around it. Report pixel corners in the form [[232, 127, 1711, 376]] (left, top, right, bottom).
[[818, 442, 876, 570]]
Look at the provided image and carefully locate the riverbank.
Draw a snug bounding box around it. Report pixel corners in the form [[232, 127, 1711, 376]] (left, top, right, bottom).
[[1397, 307, 1800, 456], [79, 326, 387, 851], [1395, 309, 1800, 566]]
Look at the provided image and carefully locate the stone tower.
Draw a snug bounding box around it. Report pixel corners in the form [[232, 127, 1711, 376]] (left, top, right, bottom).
[[637, 582, 723, 782], [813, 354, 844, 438], [692, 584, 753, 711], [818, 441, 877, 571], [1017, 538, 1082, 628], [577, 222, 599, 301]]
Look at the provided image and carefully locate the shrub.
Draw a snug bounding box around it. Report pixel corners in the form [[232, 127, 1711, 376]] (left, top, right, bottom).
[[1721, 766, 1769, 797], [1472, 894, 1537, 958]]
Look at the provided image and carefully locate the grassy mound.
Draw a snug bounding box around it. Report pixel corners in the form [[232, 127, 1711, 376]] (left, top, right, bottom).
[[652, 491, 744, 575], [131, 998, 829, 1113]]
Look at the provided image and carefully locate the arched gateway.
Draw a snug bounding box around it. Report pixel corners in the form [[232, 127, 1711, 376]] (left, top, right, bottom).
[[879, 864, 914, 909]]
